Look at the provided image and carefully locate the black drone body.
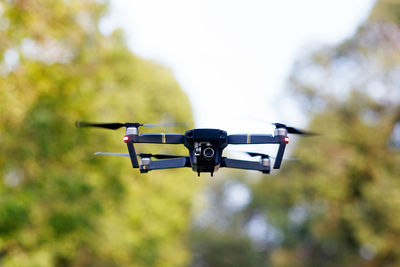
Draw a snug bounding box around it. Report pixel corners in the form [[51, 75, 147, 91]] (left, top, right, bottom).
[[76, 121, 313, 176], [184, 129, 227, 174]]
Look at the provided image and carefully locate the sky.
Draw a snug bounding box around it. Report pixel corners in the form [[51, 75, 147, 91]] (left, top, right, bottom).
[[101, 0, 376, 158]]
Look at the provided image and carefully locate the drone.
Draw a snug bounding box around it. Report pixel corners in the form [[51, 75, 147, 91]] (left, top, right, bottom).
[[76, 121, 314, 176]]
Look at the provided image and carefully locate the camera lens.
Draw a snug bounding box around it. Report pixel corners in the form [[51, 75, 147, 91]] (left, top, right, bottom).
[[203, 147, 215, 158]]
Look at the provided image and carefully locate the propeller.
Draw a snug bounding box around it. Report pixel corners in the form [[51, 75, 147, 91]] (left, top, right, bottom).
[[138, 153, 185, 159], [246, 152, 270, 159], [245, 152, 299, 161], [272, 123, 317, 136], [76, 121, 186, 130], [94, 152, 129, 157]]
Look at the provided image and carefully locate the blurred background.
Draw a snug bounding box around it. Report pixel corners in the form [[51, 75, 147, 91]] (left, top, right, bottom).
[[1, 0, 399, 266]]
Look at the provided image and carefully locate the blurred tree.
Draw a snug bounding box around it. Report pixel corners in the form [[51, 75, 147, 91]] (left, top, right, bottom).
[[249, 0, 400, 266], [0, 1, 197, 266], [190, 0, 400, 266], [191, 228, 263, 267], [189, 177, 267, 267]]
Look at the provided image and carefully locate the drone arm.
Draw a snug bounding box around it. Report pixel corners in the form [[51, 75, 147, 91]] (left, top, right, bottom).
[[273, 142, 286, 169], [140, 157, 190, 173], [131, 133, 185, 144], [221, 158, 270, 173], [95, 145, 140, 168], [127, 142, 139, 168], [228, 134, 278, 144]]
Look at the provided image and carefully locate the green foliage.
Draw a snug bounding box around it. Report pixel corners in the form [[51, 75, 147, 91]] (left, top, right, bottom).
[[250, 93, 400, 266], [189, 177, 268, 267], [248, 1, 400, 265], [191, 229, 264, 267], [371, 0, 400, 24], [190, 0, 400, 266], [0, 0, 198, 266]]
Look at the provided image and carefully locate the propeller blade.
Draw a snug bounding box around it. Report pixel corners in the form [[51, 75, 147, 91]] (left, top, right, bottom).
[[94, 152, 130, 157], [76, 121, 186, 130], [244, 152, 299, 161], [138, 153, 185, 159], [142, 122, 187, 127], [270, 155, 300, 161], [245, 152, 270, 159], [272, 123, 317, 136], [76, 121, 128, 130]]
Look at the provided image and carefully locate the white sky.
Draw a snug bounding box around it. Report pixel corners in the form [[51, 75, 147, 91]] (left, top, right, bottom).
[[102, 0, 375, 158]]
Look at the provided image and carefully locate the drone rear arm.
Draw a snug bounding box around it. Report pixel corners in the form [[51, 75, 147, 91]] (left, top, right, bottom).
[[140, 157, 190, 173], [221, 158, 270, 174]]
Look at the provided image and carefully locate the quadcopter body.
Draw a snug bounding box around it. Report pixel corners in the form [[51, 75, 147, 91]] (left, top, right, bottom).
[[77, 121, 313, 176], [184, 128, 228, 174]]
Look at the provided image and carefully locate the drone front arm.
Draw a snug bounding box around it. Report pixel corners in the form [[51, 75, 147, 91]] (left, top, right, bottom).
[[221, 158, 270, 173], [126, 142, 139, 168], [228, 134, 278, 144], [123, 133, 184, 169], [273, 142, 286, 169], [140, 157, 190, 173], [228, 134, 289, 169], [131, 133, 185, 144]]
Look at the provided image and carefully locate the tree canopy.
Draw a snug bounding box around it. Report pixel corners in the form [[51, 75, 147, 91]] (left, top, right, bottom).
[[190, 0, 400, 266], [0, 1, 198, 266]]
